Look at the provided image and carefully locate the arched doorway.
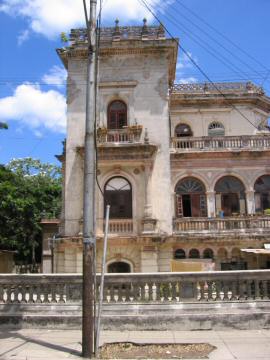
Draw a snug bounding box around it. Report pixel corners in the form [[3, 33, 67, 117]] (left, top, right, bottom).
[[107, 261, 131, 273], [254, 175, 270, 213], [107, 100, 127, 129], [104, 177, 132, 219], [175, 177, 207, 217], [215, 176, 246, 216]]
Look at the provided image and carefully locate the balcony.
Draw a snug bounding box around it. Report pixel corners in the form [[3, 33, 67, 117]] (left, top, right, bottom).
[[96, 218, 135, 236], [173, 216, 270, 236], [92, 126, 157, 161], [171, 135, 270, 153], [97, 126, 143, 145]]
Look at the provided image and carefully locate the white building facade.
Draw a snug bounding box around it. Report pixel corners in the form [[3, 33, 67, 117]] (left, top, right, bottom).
[[43, 22, 270, 273]]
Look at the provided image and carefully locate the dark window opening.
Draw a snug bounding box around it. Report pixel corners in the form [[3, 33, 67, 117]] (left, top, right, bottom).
[[175, 177, 207, 218], [215, 176, 246, 216], [108, 261, 131, 273], [189, 249, 200, 259], [175, 123, 193, 137], [255, 175, 270, 213], [203, 248, 214, 259], [174, 249, 186, 259], [107, 100, 127, 129], [104, 177, 132, 219]]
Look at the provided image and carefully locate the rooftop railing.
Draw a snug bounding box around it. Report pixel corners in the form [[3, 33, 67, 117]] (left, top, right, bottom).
[[171, 82, 264, 95], [171, 135, 270, 152]]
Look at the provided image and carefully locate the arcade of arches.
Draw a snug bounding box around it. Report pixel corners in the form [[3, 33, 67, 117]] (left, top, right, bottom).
[[174, 175, 270, 218]]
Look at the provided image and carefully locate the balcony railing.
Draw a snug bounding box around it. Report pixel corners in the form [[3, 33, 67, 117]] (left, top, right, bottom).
[[171, 135, 270, 152], [173, 216, 270, 234], [96, 218, 135, 236], [1, 271, 270, 304], [97, 126, 143, 144]]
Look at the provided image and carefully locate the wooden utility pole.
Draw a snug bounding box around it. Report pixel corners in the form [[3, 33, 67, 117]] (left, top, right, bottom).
[[82, 0, 97, 358]]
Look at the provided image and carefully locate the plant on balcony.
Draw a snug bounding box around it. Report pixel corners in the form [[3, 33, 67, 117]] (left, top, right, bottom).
[[264, 209, 270, 215]]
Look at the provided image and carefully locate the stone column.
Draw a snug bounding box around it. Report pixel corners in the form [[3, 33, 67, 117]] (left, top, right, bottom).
[[142, 163, 157, 233], [206, 191, 216, 217], [143, 163, 152, 218], [246, 190, 255, 215]]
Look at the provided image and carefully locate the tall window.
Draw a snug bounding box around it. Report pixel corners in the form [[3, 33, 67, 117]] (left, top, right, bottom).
[[107, 100, 127, 129], [208, 122, 225, 136], [175, 123, 192, 137], [175, 177, 207, 217], [254, 175, 270, 213], [104, 177, 132, 218], [215, 176, 246, 216]]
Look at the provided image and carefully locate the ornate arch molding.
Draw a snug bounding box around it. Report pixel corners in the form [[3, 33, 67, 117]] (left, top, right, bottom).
[[210, 172, 248, 192]]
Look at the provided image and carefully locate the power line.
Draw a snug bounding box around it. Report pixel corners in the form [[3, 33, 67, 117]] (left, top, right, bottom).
[[166, 1, 267, 83], [138, 0, 260, 131], [151, 4, 257, 82], [175, 0, 269, 72]]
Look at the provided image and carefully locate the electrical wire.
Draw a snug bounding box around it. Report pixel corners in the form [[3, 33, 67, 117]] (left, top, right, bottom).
[[175, 0, 269, 73], [168, 0, 267, 83], [154, 5, 252, 81], [138, 0, 260, 131]]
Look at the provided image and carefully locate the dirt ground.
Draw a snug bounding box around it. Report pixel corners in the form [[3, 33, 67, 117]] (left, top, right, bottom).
[[99, 342, 216, 359]]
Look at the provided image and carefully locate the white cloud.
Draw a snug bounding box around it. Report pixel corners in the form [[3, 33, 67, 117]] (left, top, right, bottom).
[[0, 84, 66, 133], [176, 52, 198, 84], [0, 0, 174, 39], [17, 29, 30, 46], [177, 77, 197, 84], [42, 65, 67, 88]]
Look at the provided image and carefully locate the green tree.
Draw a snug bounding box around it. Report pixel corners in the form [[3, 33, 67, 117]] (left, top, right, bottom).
[[0, 158, 61, 265], [0, 122, 8, 129]]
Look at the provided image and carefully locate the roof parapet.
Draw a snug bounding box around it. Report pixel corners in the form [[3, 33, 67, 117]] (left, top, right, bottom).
[[171, 82, 265, 95], [69, 19, 166, 46]]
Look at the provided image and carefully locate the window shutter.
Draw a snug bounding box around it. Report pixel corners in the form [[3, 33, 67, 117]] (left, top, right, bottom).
[[200, 194, 207, 217], [176, 195, 183, 217]]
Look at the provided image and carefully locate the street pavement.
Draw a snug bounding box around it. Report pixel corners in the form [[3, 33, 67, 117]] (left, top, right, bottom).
[[0, 329, 269, 359]]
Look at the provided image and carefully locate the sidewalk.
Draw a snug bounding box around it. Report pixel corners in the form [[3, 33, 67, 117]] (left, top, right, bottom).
[[0, 329, 269, 360]]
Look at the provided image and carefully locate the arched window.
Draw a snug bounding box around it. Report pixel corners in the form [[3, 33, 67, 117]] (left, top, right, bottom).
[[203, 248, 214, 259], [175, 177, 207, 217], [107, 100, 127, 129], [175, 123, 193, 137], [108, 261, 131, 273], [208, 122, 225, 136], [189, 249, 200, 259], [104, 177, 132, 218], [174, 249, 186, 259], [214, 176, 246, 216], [254, 175, 270, 213]]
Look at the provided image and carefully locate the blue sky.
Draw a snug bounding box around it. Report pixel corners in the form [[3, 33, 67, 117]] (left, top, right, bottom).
[[0, 0, 270, 166]]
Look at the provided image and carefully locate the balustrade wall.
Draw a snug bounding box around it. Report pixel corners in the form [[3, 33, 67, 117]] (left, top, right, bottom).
[[171, 136, 270, 152], [0, 271, 269, 304], [173, 216, 270, 233]]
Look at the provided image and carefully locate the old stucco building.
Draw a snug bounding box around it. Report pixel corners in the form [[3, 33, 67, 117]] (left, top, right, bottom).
[[42, 21, 270, 273]]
